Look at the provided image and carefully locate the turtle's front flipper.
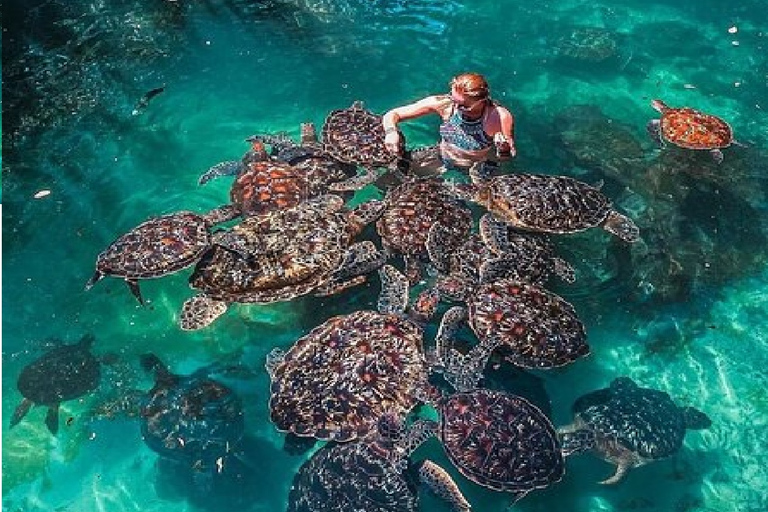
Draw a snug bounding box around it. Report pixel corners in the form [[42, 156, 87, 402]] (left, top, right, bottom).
[[646, 119, 664, 148], [417, 460, 472, 512], [600, 460, 631, 485], [710, 148, 724, 164], [126, 279, 145, 305], [377, 265, 409, 316], [10, 398, 33, 428], [199, 161, 242, 186], [84, 270, 105, 291], [45, 403, 61, 435]]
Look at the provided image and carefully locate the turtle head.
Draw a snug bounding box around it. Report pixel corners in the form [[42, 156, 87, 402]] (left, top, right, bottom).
[[650, 99, 669, 113], [682, 406, 712, 430], [299, 122, 317, 145], [602, 211, 640, 243], [140, 353, 165, 373], [77, 333, 96, 350]]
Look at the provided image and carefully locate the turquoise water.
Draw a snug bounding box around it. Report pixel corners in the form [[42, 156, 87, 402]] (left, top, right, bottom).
[[3, 0, 768, 510]]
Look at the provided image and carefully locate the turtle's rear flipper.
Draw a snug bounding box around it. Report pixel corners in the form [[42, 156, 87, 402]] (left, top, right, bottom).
[[10, 398, 33, 428], [199, 161, 241, 186], [45, 403, 60, 435], [417, 460, 472, 512]]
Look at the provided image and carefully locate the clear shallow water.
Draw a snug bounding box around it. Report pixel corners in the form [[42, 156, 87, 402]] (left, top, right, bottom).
[[2, 0, 768, 511]]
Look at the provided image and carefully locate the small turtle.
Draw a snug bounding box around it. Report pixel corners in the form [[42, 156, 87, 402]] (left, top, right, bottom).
[[137, 354, 245, 476], [11, 334, 101, 434], [647, 99, 741, 164], [377, 177, 472, 283], [558, 377, 712, 484], [179, 195, 386, 330], [321, 100, 420, 189], [467, 278, 590, 369], [455, 165, 640, 243], [265, 265, 434, 443], [287, 413, 472, 512], [85, 207, 236, 304], [426, 213, 575, 303]]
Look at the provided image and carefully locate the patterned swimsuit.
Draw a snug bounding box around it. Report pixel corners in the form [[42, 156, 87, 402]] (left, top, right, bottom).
[[438, 103, 494, 169]]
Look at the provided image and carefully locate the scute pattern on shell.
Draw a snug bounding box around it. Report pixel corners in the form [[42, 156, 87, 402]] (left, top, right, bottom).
[[189, 197, 357, 303], [268, 310, 428, 442], [287, 441, 417, 512], [95, 212, 211, 279], [230, 157, 309, 217], [468, 279, 589, 368], [322, 101, 393, 167], [378, 179, 472, 255], [573, 378, 689, 460], [142, 375, 244, 467], [440, 389, 564, 492], [484, 174, 613, 234], [660, 108, 733, 150]]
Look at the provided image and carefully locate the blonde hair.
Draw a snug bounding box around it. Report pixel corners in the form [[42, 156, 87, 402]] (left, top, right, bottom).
[[450, 73, 489, 99]]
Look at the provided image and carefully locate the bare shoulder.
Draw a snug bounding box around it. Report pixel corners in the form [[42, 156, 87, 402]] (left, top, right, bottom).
[[388, 94, 450, 120]]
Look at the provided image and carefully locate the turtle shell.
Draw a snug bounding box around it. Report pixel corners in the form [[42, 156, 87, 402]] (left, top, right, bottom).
[[141, 372, 244, 468], [439, 389, 564, 493], [230, 156, 309, 217], [660, 107, 733, 150], [377, 179, 472, 256], [321, 101, 393, 167], [467, 279, 589, 368], [188, 196, 359, 303], [17, 335, 100, 405], [495, 230, 574, 285], [94, 212, 211, 280], [268, 310, 428, 442], [572, 377, 690, 460], [287, 441, 417, 512], [482, 174, 614, 234]]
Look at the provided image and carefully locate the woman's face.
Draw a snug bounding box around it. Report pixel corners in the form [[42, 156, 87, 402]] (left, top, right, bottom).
[[450, 86, 485, 113]]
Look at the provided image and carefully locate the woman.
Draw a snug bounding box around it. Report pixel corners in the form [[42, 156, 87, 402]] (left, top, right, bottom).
[[381, 72, 516, 171]]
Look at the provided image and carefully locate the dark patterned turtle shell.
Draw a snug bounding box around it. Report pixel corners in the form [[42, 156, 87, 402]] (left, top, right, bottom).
[[268, 310, 428, 442], [467, 279, 589, 369], [188, 196, 366, 303], [478, 174, 639, 242], [439, 389, 564, 494], [321, 101, 393, 167], [287, 441, 418, 512], [572, 377, 707, 460], [656, 103, 733, 150], [377, 179, 472, 256], [92, 212, 212, 280], [141, 360, 244, 469], [230, 153, 309, 217]]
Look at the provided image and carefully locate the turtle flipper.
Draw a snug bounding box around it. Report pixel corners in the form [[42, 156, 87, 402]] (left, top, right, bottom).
[[600, 460, 631, 485], [179, 295, 229, 331], [417, 460, 472, 512], [313, 275, 367, 297], [552, 256, 577, 283], [84, 270, 105, 291], [682, 406, 712, 430], [479, 213, 510, 254], [646, 119, 664, 148], [10, 398, 33, 429], [199, 161, 242, 185], [45, 403, 61, 435], [377, 265, 409, 315], [426, 223, 454, 274], [126, 279, 145, 305], [328, 167, 382, 192]]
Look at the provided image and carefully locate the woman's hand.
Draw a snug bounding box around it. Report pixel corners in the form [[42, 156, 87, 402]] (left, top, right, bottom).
[[494, 133, 515, 159]]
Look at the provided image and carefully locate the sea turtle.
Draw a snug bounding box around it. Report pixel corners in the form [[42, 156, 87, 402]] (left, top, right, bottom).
[[265, 265, 435, 443], [426, 213, 575, 303], [85, 207, 236, 304], [321, 100, 439, 189], [287, 413, 471, 512], [377, 177, 472, 283], [137, 354, 245, 477], [556, 27, 618, 63], [10, 334, 101, 434], [178, 194, 386, 330], [558, 377, 712, 484], [454, 164, 640, 243], [466, 278, 590, 370], [647, 99, 741, 164]]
